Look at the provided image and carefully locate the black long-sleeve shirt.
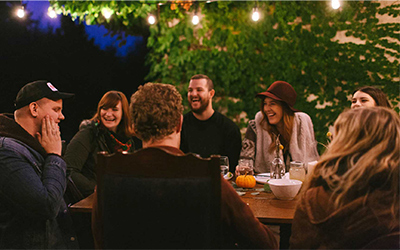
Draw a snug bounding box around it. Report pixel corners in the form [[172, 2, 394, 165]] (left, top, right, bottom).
[[180, 111, 242, 173]]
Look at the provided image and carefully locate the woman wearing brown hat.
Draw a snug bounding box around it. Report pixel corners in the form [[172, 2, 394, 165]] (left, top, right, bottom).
[[239, 81, 319, 174]]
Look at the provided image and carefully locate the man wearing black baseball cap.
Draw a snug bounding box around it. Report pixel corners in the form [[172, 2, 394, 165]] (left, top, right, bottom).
[[0, 80, 78, 248]]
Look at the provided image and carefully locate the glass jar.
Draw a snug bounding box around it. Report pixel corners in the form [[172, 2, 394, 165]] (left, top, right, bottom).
[[289, 161, 306, 182], [237, 159, 254, 176]]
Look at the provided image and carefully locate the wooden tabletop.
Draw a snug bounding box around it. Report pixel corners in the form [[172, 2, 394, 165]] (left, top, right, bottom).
[[69, 193, 95, 213], [240, 184, 298, 224], [69, 183, 298, 224]]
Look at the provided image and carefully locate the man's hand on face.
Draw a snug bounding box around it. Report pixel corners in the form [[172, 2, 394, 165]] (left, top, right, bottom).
[[36, 115, 62, 156]]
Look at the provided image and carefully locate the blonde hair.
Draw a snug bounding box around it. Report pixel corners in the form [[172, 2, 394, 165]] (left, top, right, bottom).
[[91, 91, 133, 137], [307, 107, 400, 223], [130, 83, 183, 142], [260, 99, 294, 153]]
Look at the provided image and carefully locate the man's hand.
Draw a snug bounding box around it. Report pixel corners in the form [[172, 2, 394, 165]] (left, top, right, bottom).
[[36, 115, 62, 155]]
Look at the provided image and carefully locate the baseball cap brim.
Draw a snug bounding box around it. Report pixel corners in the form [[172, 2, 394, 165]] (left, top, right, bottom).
[[46, 91, 75, 101]]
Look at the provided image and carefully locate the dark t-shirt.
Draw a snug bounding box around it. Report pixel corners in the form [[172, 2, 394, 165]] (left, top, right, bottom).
[[180, 111, 242, 172]]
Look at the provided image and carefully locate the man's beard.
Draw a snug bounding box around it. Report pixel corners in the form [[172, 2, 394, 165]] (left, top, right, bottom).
[[189, 97, 210, 114]]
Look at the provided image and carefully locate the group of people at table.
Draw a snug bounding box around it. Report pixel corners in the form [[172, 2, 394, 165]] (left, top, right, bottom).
[[0, 75, 397, 249]]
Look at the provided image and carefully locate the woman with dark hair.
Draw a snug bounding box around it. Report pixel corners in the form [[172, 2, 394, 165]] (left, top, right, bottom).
[[351, 86, 391, 108], [290, 107, 400, 249], [239, 81, 319, 174], [65, 91, 139, 198]]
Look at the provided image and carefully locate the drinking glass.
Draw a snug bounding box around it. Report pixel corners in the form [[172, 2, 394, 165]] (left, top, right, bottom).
[[289, 161, 306, 181], [237, 159, 254, 175], [220, 156, 229, 176]]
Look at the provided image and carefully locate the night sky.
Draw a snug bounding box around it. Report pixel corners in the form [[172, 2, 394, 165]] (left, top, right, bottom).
[[1, 1, 149, 142]]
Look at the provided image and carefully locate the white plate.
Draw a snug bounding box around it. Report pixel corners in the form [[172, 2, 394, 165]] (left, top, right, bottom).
[[255, 173, 270, 184], [224, 172, 233, 181]]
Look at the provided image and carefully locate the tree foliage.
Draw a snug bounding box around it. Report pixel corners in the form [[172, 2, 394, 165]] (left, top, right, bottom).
[[51, 0, 400, 150]]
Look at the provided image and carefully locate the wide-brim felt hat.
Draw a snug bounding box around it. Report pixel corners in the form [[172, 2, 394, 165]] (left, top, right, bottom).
[[256, 81, 300, 112], [15, 80, 74, 109]]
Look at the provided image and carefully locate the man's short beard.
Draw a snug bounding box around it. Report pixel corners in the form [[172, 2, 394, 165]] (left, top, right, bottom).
[[190, 99, 209, 114]]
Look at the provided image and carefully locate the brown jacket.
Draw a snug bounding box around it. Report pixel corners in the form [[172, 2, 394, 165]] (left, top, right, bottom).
[[290, 186, 400, 249], [92, 146, 278, 249]]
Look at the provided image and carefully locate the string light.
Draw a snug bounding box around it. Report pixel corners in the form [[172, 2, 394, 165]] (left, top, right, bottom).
[[48, 7, 57, 18], [13, 1, 348, 27], [148, 14, 156, 25], [332, 0, 340, 9], [101, 7, 113, 19], [16, 6, 25, 18], [251, 8, 260, 22], [192, 14, 199, 25]]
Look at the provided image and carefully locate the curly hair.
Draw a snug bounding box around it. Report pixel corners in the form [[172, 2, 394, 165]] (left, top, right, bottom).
[[307, 107, 399, 226], [130, 83, 183, 142], [91, 90, 133, 137]]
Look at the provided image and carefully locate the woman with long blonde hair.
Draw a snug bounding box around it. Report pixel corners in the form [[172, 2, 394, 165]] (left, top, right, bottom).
[[290, 107, 400, 249], [239, 81, 319, 174]]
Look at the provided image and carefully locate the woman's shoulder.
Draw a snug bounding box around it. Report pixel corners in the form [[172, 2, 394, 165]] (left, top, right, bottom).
[[294, 112, 314, 124], [69, 120, 99, 143], [79, 119, 97, 130], [295, 112, 312, 119]]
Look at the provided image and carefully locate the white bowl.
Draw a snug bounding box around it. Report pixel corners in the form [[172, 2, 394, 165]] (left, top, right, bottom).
[[268, 179, 302, 200]]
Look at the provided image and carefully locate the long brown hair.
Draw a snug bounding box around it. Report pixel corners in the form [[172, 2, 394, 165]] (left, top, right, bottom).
[[307, 107, 399, 224], [91, 91, 133, 137], [353, 86, 391, 108], [260, 98, 295, 153]]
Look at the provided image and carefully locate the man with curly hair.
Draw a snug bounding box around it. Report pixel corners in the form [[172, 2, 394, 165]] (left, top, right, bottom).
[[130, 83, 184, 148], [92, 82, 277, 249]]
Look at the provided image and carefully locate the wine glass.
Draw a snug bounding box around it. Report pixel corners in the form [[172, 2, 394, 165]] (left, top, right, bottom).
[[220, 156, 229, 176]]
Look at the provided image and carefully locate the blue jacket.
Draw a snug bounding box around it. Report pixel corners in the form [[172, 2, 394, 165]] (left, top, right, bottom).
[[0, 114, 78, 249]]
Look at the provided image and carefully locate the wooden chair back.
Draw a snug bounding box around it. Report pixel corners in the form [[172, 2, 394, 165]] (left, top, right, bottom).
[[96, 148, 221, 249]]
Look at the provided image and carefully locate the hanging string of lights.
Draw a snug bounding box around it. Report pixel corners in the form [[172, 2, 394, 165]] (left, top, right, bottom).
[[16, 1, 25, 19], [14, 0, 341, 22]]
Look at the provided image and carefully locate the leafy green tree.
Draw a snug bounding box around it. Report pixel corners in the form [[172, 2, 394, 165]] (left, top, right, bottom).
[[51, 0, 399, 150]]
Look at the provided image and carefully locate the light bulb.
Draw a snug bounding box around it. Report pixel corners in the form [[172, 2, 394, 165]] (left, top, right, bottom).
[[192, 14, 199, 25], [148, 15, 156, 25], [48, 8, 57, 18], [102, 8, 113, 19], [16, 7, 25, 18], [252, 9, 260, 22], [332, 0, 340, 9]]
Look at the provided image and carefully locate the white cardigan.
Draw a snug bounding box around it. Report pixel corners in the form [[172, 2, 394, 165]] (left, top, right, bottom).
[[240, 111, 319, 173]]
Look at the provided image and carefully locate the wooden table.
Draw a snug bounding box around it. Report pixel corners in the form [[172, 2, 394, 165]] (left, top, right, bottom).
[[70, 193, 95, 213], [70, 184, 298, 223], [240, 184, 298, 224], [70, 183, 298, 249]]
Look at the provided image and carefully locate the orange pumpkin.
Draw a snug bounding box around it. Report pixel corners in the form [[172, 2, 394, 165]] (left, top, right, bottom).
[[236, 174, 256, 188]]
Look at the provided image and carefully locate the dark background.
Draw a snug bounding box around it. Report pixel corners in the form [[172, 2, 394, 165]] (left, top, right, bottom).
[[0, 2, 149, 142]]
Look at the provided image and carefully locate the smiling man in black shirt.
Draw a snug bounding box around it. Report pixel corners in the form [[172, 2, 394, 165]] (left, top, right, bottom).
[[180, 74, 242, 173]]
